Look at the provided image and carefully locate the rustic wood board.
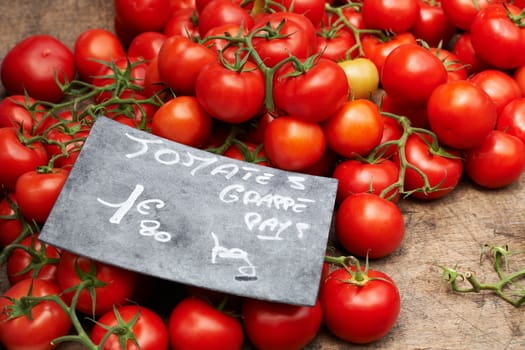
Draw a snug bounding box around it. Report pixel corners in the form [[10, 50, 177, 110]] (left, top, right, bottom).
[[1, 1, 525, 349]]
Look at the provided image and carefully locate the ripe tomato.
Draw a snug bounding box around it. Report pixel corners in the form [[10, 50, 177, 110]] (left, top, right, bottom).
[[464, 130, 525, 189], [497, 97, 525, 144], [0, 194, 24, 248], [1, 35, 75, 103], [427, 80, 497, 149], [0, 95, 44, 133], [440, 0, 493, 30], [6, 234, 61, 285], [272, 0, 326, 27], [469, 69, 522, 115], [361, 32, 417, 74], [196, 61, 265, 124], [115, 0, 172, 34], [337, 57, 379, 100], [316, 29, 357, 61], [332, 158, 400, 203], [412, 0, 456, 48], [74, 29, 126, 82], [335, 193, 405, 259], [396, 133, 463, 200], [151, 96, 213, 148], [361, 0, 419, 33], [91, 305, 169, 350], [263, 116, 326, 171], [241, 298, 323, 350], [0, 278, 72, 350], [323, 99, 384, 158], [163, 8, 200, 38], [381, 43, 448, 107], [223, 141, 269, 166], [127, 31, 167, 61], [381, 93, 429, 128], [272, 58, 349, 122], [514, 64, 525, 96], [429, 47, 468, 82], [168, 296, 244, 350], [451, 32, 491, 75], [197, 0, 254, 37], [157, 35, 217, 96], [470, 3, 525, 70], [0, 127, 49, 190], [57, 251, 138, 315], [44, 121, 90, 169], [14, 168, 69, 224], [320, 264, 401, 344]]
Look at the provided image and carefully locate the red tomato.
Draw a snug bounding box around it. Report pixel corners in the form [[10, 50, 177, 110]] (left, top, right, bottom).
[[440, 0, 494, 30], [263, 116, 326, 171], [14, 168, 69, 224], [0, 278, 72, 350], [469, 69, 522, 116], [316, 29, 357, 61], [223, 141, 269, 166], [335, 193, 405, 258], [163, 8, 200, 38], [0, 194, 24, 248], [91, 305, 169, 350], [381, 43, 448, 107], [377, 115, 404, 157], [464, 130, 525, 189], [497, 97, 525, 144], [272, 58, 349, 123], [470, 3, 525, 70], [427, 80, 497, 149], [115, 0, 172, 34], [57, 251, 138, 315], [514, 64, 525, 96], [412, 0, 456, 47], [429, 47, 468, 82], [157, 35, 217, 96], [1, 35, 75, 103], [272, 0, 326, 27], [361, 0, 419, 32], [323, 99, 384, 158], [74, 29, 126, 82], [361, 32, 417, 74], [44, 121, 89, 169], [197, 0, 254, 37], [203, 23, 249, 54], [380, 93, 429, 128], [168, 297, 244, 350], [6, 234, 61, 284], [0, 95, 43, 133], [196, 61, 265, 124], [451, 31, 491, 75], [332, 158, 400, 203], [396, 133, 463, 200], [151, 96, 213, 147], [143, 55, 168, 98], [320, 264, 401, 343], [0, 127, 49, 190], [241, 298, 323, 350], [127, 31, 167, 61]]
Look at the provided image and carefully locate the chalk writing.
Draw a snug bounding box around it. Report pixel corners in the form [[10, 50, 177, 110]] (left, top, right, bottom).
[[211, 232, 257, 281]]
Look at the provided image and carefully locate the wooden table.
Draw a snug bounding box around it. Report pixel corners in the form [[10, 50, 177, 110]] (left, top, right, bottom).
[[1, 1, 525, 349]]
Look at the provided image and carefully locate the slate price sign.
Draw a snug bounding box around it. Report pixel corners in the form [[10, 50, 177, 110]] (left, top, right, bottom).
[[40, 116, 338, 306]]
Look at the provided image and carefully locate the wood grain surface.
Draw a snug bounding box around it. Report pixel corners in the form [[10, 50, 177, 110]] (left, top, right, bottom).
[[1, 1, 525, 350]]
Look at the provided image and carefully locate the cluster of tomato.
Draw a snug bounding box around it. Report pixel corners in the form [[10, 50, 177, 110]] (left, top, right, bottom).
[[1, 0, 525, 349]]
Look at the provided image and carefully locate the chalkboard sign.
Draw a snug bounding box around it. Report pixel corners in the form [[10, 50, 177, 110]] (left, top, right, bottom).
[[40, 116, 338, 306]]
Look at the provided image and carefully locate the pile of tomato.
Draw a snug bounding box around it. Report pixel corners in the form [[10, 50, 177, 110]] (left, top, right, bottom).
[[1, 0, 525, 349]]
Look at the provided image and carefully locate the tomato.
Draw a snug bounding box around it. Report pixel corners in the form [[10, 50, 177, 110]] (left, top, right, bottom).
[[203, 23, 249, 54], [127, 31, 167, 61], [332, 158, 400, 203], [104, 91, 158, 127], [412, 0, 456, 47], [241, 298, 323, 350], [197, 0, 254, 37], [0, 127, 48, 190], [0, 194, 24, 248], [44, 121, 90, 169], [378, 115, 404, 157], [115, 0, 172, 34], [396, 133, 463, 200], [335, 193, 405, 258], [361, 32, 417, 74], [427, 80, 497, 149], [320, 264, 401, 344], [497, 97, 525, 144], [167, 296, 244, 350], [143, 55, 168, 99], [316, 29, 357, 61], [14, 168, 69, 224], [151, 96, 213, 147], [380, 93, 429, 128], [441, 0, 495, 29], [0, 95, 44, 133], [0, 278, 72, 350], [263, 116, 326, 171], [272, 58, 349, 123], [163, 8, 200, 38], [514, 64, 525, 96], [57, 251, 138, 315], [157, 35, 217, 96], [338, 57, 379, 100], [470, 3, 525, 70], [273, 0, 326, 27], [464, 130, 525, 189], [196, 61, 265, 124], [74, 29, 126, 82], [469, 69, 522, 116], [1, 35, 75, 103], [451, 31, 491, 75], [429, 47, 468, 82], [381, 43, 448, 108], [223, 141, 269, 166], [361, 0, 419, 33], [6, 234, 61, 285], [91, 305, 169, 350], [323, 99, 384, 158]]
